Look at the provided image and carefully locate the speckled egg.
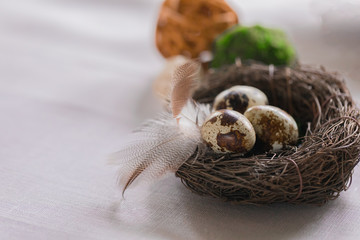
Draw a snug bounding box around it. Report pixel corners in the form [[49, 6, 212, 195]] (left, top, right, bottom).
[[201, 109, 256, 154], [244, 105, 298, 151], [213, 85, 269, 113]]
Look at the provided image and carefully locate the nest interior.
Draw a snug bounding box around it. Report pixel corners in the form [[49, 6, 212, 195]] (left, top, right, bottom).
[[175, 63, 360, 205]]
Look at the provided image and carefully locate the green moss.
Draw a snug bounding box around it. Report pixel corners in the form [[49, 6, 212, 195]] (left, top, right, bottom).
[[211, 25, 297, 68]]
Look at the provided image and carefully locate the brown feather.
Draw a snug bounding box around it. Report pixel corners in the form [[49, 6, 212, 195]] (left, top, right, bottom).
[[170, 60, 201, 118], [110, 102, 211, 197], [122, 162, 146, 196], [120, 135, 180, 195]]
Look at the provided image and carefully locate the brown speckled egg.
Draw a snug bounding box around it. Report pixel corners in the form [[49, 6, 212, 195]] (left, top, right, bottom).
[[244, 105, 298, 151], [213, 86, 269, 113], [201, 109, 256, 154]]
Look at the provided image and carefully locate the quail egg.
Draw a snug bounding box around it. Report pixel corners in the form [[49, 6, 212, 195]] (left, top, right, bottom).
[[201, 109, 256, 154], [244, 105, 298, 151], [213, 85, 269, 114]]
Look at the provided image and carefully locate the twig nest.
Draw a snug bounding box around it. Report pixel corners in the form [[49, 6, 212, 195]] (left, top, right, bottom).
[[201, 109, 256, 154], [244, 105, 298, 151], [155, 0, 238, 58], [213, 85, 268, 113], [176, 63, 360, 205], [211, 25, 297, 68]]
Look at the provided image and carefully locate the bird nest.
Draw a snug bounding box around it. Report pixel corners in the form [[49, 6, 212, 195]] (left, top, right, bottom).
[[175, 63, 360, 205]]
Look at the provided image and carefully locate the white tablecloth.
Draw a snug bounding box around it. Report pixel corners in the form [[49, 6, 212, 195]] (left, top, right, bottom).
[[1, 0, 360, 239]]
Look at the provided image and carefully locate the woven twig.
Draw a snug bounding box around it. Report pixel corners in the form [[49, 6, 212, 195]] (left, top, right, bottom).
[[155, 0, 238, 58], [176, 63, 360, 205]]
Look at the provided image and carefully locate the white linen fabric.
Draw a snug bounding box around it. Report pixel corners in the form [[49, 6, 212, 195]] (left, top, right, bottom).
[[0, 0, 360, 239]]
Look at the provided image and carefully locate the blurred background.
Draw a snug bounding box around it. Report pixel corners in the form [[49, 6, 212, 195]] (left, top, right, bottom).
[[0, 0, 360, 239], [1, 0, 360, 118]]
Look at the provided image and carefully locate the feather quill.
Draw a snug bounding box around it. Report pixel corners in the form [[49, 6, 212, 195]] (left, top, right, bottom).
[[110, 101, 211, 195], [170, 60, 201, 118], [110, 60, 209, 195]]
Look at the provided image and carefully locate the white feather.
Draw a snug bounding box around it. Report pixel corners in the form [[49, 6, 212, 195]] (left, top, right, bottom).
[[110, 101, 211, 195]]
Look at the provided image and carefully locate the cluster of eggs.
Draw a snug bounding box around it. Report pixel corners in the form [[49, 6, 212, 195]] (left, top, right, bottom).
[[201, 86, 299, 154]]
